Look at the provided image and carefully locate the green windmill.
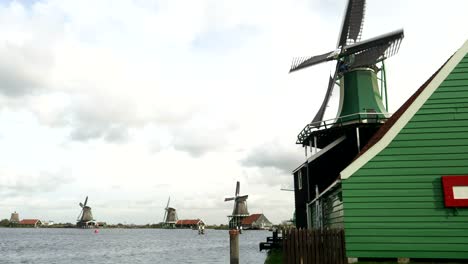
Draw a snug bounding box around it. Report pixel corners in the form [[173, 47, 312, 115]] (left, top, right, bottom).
[[291, 0, 404, 145], [290, 0, 405, 229]]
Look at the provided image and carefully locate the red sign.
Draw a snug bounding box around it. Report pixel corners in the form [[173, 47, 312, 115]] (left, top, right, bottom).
[[442, 175, 468, 207]]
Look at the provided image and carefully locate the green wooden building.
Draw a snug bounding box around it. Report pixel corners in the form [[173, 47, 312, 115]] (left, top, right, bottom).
[[310, 39, 468, 261]]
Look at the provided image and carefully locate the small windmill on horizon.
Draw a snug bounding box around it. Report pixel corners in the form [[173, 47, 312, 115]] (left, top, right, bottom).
[[225, 181, 249, 229], [162, 197, 178, 228], [77, 196, 97, 228]]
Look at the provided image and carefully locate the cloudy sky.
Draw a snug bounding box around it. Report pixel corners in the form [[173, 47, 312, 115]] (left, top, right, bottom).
[[0, 0, 467, 225]]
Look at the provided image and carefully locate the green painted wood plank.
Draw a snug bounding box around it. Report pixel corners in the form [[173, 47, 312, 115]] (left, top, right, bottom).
[[399, 130, 468, 137], [390, 138, 468, 147], [354, 166, 468, 176], [346, 236, 468, 244], [343, 189, 441, 197], [324, 211, 344, 219], [377, 146, 468, 155], [410, 112, 468, 121], [346, 250, 468, 259], [345, 208, 468, 217], [452, 67, 468, 72], [421, 101, 468, 109], [325, 215, 344, 222], [432, 85, 468, 92], [443, 72, 468, 80], [453, 62, 468, 67], [417, 108, 468, 115], [404, 119, 468, 128], [424, 97, 468, 104], [372, 153, 468, 161], [343, 182, 438, 190], [430, 92, 468, 100], [345, 215, 468, 223], [438, 79, 468, 87], [342, 175, 443, 183], [400, 127, 468, 134], [343, 196, 444, 203], [360, 159, 468, 168], [345, 222, 467, 229], [345, 228, 468, 237], [348, 171, 465, 178], [454, 64, 468, 70], [343, 201, 445, 209], [345, 243, 468, 252]]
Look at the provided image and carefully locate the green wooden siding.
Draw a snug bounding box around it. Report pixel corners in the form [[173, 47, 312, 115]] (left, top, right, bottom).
[[322, 187, 344, 229], [342, 52, 468, 259], [310, 186, 344, 229]]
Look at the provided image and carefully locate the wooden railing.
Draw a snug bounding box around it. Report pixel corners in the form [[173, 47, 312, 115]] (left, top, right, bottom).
[[282, 228, 346, 264]]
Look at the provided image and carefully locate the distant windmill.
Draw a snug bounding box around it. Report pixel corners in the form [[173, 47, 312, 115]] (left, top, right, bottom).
[[10, 211, 19, 224], [162, 197, 177, 228], [77, 196, 96, 228], [225, 181, 249, 229]]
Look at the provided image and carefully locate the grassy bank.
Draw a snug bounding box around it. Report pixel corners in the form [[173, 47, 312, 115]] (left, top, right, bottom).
[[264, 249, 282, 264]]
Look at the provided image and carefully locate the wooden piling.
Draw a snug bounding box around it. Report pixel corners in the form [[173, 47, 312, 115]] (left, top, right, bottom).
[[229, 229, 239, 264]]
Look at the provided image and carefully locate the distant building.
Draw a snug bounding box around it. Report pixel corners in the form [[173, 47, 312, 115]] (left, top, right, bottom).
[[176, 219, 204, 229], [241, 214, 272, 230], [9, 212, 19, 224], [19, 219, 42, 228]]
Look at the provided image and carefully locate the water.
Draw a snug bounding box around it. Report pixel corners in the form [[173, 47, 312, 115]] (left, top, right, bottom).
[[0, 228, 269, 264]]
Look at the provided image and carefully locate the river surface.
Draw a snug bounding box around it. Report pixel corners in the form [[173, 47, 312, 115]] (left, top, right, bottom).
[[0, 228, 269, 264]]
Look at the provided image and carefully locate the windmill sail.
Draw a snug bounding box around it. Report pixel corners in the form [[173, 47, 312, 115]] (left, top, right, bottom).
[[337, 0, 366, 47], [290, 51, 335, 73], [343, 29, 404, 57], [311, 72, 338, 127]]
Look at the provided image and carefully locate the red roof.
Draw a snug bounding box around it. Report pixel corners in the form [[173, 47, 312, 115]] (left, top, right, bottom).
[[241, 214, 262, 225], [19, 219, 40, 225], [176, 219, 202, 225]]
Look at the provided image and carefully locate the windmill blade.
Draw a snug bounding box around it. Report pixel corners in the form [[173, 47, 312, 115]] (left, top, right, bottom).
[[162, 210, 167, 223], [225, 197, 235, 202], [166, 197, 170, 209], [79, 202, 84, 208], [235, 181, 240, 196], [236, 195, 248, 202], [351, 32, 404, 67], [290, 50, 335, 73], [337, 0, 366, 47], [311, 64, 339, 127], [77, 210, 83, 221], [343, 29, 404, 58], [351, 43, 390, 68], [83, 196, 88, 207]]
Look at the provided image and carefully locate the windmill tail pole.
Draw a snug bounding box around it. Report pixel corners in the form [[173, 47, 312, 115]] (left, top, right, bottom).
[[229, 229, 239, 264]]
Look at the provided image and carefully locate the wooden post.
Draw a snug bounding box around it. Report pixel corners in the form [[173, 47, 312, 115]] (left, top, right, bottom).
[[229, 229, 239, 264]]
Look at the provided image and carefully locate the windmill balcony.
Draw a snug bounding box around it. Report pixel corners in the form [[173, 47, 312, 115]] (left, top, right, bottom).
[[297, 112, 390, 146]]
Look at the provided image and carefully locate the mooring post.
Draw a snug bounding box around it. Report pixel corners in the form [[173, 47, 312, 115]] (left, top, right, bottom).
[[229, 229, 239, 264]]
